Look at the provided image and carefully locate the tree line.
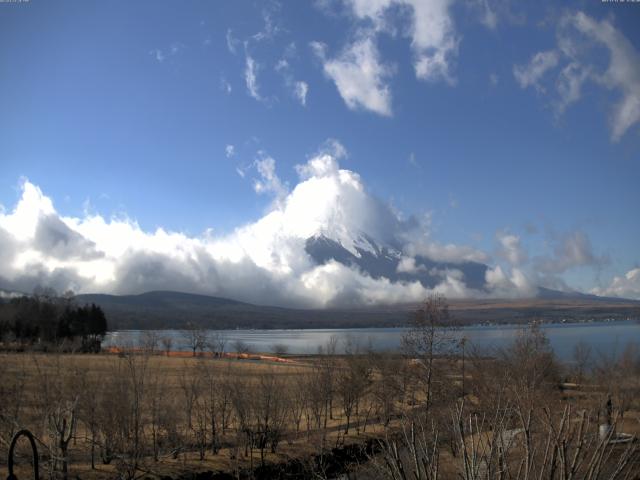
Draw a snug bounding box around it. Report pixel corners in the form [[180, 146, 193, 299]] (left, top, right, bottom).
[[0, 289, 107, 352]]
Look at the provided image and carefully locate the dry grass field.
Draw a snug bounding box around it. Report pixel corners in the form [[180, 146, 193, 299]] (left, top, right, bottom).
[[1, 322, 639, 480], [0, 351, 412, 479]]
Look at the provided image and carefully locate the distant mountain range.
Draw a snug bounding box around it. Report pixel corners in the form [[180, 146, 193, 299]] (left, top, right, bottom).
[[1, 286, 638, 330], [72, 290, 639, 330]]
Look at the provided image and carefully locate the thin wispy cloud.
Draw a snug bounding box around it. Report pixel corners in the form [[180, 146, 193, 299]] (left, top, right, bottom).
[[244, 51, 262, 101], [515, 11, 640, 141]]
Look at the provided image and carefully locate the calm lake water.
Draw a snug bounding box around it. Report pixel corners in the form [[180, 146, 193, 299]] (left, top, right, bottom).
[[104, 320, 639, 362]]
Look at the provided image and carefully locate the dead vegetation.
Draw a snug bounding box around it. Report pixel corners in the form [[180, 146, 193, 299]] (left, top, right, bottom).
[[0, 296, 639, 479]]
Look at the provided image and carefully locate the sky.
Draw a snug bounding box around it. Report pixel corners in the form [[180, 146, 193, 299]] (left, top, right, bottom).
[[1, 0, 640, 306]]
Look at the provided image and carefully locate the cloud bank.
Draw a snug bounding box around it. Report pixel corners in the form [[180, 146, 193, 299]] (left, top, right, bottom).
[[0, 142, 628, 305]]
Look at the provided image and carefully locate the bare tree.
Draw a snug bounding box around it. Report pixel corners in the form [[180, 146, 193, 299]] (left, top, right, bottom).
[[146, 370, 167, 462], [374, 399, 639, 480], [208, 332, 227, 358], [370, 352, 402, 427], [120, 351, 150, 478], [183, 323, 208, 357], [252, 371, 289, 465], [161, 335, 173, 356], [232, 339, 252, 355], [402, 294, 457, 411], [78, 370, 101, 469], [271, 343, 289, 357], [140, 331, 159, 354], [178, 362, 201, 431], [32, 355, 81, 480], [337, 338, 372, 435], [288, 369, 308, 436], [498, 323, 560, 409]]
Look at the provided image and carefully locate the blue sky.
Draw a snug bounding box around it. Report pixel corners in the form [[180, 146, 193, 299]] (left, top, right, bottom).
[[1, 0, 639, 305]]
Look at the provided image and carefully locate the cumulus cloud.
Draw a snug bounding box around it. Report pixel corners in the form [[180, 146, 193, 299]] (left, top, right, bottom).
[[312, 35, 393, 116], [343, 0, 459, 84], [0, 143, 512, 307], [404, 0, 459, 83], [592, 268, 640, 300], [485, 265, 536, 298], [515, 11, 640, 141], [315, 0, 506, 113], [2, 146, 619, 306]]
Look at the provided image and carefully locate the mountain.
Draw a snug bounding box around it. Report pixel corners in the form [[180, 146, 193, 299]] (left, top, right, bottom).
[[534, 287, 629, 302], [75, 290, 412, 330], [305, 234, 488, 290], [74, 290, 640, 331]]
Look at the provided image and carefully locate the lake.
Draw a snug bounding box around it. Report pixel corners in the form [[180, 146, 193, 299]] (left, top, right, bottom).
[[104, 320, 639, 362]]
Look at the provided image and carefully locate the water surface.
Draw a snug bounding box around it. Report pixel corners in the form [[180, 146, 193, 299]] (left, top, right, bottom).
[[104, 320, 639, 361]]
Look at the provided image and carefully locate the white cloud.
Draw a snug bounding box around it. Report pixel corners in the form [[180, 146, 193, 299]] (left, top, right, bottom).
[[570, 11, 640, 141], [252, 5, 282, 43], [226, 29, 239, 54], [0, 143, 509, 307], [275, 56, 309, 106], [402, 239, 489, 264], [150, 49, 165, 63], [513, 50, 559, 91], [3, 146, 617, 306], [294, 81, 308, 106], [252, 154, 288, 204], [496, 231, 527, 266], [149, 43, 183, 64], [476, 0, 497, 30], [312, 34, 393, 116], [485, 265, 536, 298], [220, 77, 232, 94], [592, 268, 640, 300], [555, 62, 591, 115], [405, 0, 459, 84], [244, 51, 262, 101], [343, 0, 459, 84], [516, 11, 640, 141], [225, 145, 235, 158]]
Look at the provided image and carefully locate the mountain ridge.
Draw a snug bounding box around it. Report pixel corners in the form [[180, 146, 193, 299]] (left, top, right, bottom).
[[71, 289, 640, 330]]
